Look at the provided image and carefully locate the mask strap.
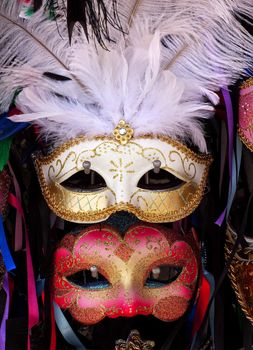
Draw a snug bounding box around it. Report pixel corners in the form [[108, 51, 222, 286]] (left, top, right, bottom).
[[53, 302, 88, 350], [219, 120, 227, 197], [216, 92, 243, 225]]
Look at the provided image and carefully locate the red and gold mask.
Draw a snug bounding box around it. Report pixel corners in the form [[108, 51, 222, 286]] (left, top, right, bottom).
[[52, 223, 200, 325]]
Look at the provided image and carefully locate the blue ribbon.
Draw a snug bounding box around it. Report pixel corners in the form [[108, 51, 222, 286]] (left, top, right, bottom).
[[226, 135, 242, 218], [0, 216, 15, 271], [36, 276, 45, 297], [0, 113, 28, 141], [53, 302, 87, 350], [216, 91, 242, 225]]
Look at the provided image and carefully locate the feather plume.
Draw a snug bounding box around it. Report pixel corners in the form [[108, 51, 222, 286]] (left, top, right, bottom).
[[2, 0, 253, 152], [0, 0, 88, 111], [44, 0, 123, 46]]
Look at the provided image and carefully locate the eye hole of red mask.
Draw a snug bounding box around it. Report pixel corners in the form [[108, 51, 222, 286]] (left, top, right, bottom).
[[66, 265, 182, 290], [145, 265, 183, 287], [67, 270, 110, 290]]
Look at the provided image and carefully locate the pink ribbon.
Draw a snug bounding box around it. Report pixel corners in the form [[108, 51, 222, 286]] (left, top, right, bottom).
[[8, 193, 39, 349], [0, 273, 10, 349]]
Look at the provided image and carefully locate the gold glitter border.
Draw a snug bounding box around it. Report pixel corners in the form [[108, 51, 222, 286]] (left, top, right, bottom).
[[36, 134, 213, 165], [35, 135, 212, 223], [238, 127, 253, 153], [240, 77, 253, 90], [225, 223, 253, 325], [35, 158, 210, 223]]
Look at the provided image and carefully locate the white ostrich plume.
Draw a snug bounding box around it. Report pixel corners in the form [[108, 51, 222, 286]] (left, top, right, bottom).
[[1, 0, 253, 152]]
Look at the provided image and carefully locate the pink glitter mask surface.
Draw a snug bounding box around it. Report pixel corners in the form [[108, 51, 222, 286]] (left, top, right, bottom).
[[238, 78, 253, 151], [52, 224, 200, 325]]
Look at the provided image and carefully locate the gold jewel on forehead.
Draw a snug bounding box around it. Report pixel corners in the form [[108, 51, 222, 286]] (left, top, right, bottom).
[[113, 120, 134, 145]]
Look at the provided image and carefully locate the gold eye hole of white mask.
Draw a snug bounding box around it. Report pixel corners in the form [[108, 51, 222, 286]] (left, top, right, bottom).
[[35, 135, 212, 223]]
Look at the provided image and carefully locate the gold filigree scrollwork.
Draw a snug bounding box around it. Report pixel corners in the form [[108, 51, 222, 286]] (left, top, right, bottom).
[[48, 151, 77, 182], [168, 151, 196, 180], [141, 147, 166, 163]]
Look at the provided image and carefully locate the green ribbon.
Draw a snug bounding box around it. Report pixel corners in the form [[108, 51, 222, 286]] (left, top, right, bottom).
[[0, 137, 12, 171]]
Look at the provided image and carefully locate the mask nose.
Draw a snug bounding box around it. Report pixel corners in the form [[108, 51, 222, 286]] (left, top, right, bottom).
[[119, 287, 151, 317], [115, 182, 131, 203], [121, 302, 139, 317], [120, 301, 151, 317]]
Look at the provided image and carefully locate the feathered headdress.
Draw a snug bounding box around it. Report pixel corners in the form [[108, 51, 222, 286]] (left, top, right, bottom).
[[1, 0, 253, 152]]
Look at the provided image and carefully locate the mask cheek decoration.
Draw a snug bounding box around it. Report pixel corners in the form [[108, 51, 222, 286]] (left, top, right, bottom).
[[35, 136, 212, 224], [52, 224, 200, 325]]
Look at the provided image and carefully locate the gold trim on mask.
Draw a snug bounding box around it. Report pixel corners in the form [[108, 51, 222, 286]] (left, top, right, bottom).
[[240, 77, 253, 89], [43, 180, 200, 223], [238, 127, 253, 152], [36, 134, 211, 164], [225, 223, 253, 325], [35, 135, 212, 223]]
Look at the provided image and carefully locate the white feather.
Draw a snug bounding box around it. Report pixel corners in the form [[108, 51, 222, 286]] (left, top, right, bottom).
[[2, 0, 253, 153], [0, 0, 87, 111]]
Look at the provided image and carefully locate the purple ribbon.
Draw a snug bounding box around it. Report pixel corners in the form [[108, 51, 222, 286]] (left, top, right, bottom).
[[215, 88, 234, 226], [0, 273, 9, 349]]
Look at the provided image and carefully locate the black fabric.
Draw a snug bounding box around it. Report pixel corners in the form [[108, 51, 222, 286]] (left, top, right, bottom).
[[243, 315, 253, 349], [6, 318, 27, 350], [33, 0, 43, 11]]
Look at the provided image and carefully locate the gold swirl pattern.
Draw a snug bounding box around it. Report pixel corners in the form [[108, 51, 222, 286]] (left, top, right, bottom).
[[168, 151, 196, 181], [35, 135, 212, 223], [48, 151, 77, 182]]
